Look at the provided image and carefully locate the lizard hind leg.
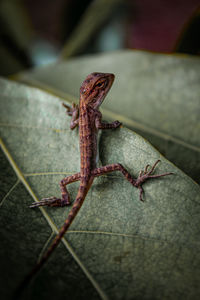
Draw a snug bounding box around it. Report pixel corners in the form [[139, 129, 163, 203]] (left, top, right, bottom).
[[92, 161, 173, 201], [30, 172, 81, 208]]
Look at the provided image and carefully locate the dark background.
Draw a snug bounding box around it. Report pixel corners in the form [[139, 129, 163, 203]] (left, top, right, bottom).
[[0, 0, 200, 75]]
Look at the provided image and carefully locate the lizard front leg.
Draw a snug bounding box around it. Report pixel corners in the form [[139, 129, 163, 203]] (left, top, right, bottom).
[[63, 102, 79, 129], [30, 172, 81, 208], [95, 113, 121, 129], [92, 161, 172, 201]]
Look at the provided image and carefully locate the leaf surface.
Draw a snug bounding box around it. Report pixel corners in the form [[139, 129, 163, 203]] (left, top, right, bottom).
[[0, 78, 200, 300]]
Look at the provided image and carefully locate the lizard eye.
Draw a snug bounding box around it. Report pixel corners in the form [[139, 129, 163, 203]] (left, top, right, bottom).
[[96, 82, 104, 88], [95, 80, 107, 89]]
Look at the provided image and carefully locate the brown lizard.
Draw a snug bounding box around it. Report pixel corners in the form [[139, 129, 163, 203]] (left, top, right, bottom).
[[16, 72, 172, 296]]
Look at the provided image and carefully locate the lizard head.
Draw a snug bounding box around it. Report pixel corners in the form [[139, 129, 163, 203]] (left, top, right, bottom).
[[80, 72, 115, 109]]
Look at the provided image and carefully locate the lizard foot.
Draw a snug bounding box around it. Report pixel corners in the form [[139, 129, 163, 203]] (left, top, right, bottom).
[[135, 160, 173, 201], [62, 102, 78, 117], [30, 196, 71, 208]]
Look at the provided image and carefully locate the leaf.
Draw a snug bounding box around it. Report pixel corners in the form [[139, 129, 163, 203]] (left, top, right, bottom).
[[16, 50, 200, 183], [60, 0, 123, 58], [0, 0, 33, 75], [0, 78, 200, 300]]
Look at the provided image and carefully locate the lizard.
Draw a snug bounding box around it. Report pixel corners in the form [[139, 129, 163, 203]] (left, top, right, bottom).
[[16, 72, 172, 296]]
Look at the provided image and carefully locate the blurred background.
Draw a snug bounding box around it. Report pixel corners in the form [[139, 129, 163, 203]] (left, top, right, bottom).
[[0, 0, 200, 76]]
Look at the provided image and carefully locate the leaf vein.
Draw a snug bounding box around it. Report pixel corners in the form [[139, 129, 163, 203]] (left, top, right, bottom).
[[0, 179, 20, 207]]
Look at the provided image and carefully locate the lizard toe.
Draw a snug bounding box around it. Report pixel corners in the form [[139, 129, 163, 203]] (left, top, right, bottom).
[[29, 197, 68, 208]]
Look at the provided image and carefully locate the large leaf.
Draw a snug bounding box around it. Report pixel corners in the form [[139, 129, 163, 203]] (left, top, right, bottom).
[[60, 0, 123, 58], [16, 50, 200, 183], [0, 78, 200, 300], [0, 0, 33, 75]]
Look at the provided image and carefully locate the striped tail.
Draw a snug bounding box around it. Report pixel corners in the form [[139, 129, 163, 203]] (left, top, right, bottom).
[[14, 181, 91, 298]]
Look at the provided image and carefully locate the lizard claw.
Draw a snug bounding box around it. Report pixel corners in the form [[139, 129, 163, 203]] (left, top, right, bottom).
[[62, 103, 72, 115], [135, 160, 173, 201], [138, 186, 145, 202], [62, 102, 78, 117], [30, 196, 70, 208], [114, 120, 122, 128]]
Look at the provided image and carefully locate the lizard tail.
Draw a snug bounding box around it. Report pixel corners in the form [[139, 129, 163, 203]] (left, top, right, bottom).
[[14, 181, 92, 299]]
